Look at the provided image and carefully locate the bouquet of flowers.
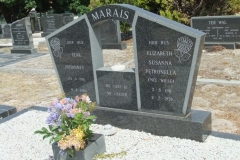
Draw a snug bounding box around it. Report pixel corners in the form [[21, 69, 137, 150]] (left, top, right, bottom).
[[34, 93, 96, 157]]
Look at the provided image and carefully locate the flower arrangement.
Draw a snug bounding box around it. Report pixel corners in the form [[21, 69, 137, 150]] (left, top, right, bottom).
[[34, 93, 96, 157]]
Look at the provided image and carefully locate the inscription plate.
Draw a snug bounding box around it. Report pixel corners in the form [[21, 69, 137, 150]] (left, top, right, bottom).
[[11, 20, 29, 45], [86, 5, 135, 26], [97, 68, 137, 110], [191, 16, 240, 42], [136, 16, 196, 115], [47, 19, 96, 100]]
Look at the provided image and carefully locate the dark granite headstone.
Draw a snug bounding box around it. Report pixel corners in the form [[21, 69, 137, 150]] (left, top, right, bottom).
[[136, 17, 197, 116], [100, 19, 126, 49], [10, 17, 37, 54], [191, 16, 240, 49], [41, 14, 63, 37], [1, 24, 11, 38], [46, 4, 211, 142], [46, 18, 98, 100], [62, 13, 74, 25]]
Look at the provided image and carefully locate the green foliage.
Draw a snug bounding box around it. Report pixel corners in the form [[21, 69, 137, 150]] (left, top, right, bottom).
[[120, 21, 131, 33], [136, 0, 240, 25], [89, 0, 135, 10]]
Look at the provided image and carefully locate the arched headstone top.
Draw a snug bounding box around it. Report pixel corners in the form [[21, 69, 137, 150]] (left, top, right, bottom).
[[86, 4, 136, 26]]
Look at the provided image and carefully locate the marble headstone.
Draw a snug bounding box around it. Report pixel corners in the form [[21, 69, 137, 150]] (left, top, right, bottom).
[[46, 4, 211, 142], [41, 14, 63, 37], [10, 17, 37, 54]]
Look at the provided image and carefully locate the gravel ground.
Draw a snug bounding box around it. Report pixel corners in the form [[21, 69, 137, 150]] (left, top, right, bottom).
[[0, 110, 239, 160]]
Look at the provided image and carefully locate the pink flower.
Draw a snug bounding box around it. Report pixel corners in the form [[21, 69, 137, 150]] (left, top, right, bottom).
[[75, 96, 80, 102]]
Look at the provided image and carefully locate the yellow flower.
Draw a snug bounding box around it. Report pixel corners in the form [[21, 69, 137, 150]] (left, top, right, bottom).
[[58, 126, 86, 151]]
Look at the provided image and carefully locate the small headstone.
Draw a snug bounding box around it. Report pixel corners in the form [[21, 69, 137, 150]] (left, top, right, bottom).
[[41, 14, 63, 37], [191, 16, 240, 49], [97, 67, 137, 110], [1, 24, 11, 38], [10, 17, 37, 54], [100, 19, 126, 50], [29, 12, 42, 33]]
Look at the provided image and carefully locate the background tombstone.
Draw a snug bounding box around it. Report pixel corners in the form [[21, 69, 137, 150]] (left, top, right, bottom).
[[29, 11, 42, 33], [1, 24, 11, 38], [46, 4, 211, 142], [191, 16, 240, 49], [62, 13, 74, 25], [41, 14, 63, 37], [100, 19, 126, 49], [10, 17, 37, 54], [0, 25, 2, 38]]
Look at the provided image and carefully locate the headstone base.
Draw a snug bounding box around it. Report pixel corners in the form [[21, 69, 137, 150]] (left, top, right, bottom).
[[93, 107, 212, 142], [41, 32, 50, 37], [102, 42, 127, 50], [11, 48, 37, 54], [204, 43, 236, 49]]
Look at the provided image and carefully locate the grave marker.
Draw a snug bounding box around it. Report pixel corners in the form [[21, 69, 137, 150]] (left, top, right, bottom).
[[1, 24, 11, 38], [10, 17, 37, 54], [191, 16, 240, 49], [41, 14, 63, 37], [46, 4, 211, 142], [100, 19, 126, 49]]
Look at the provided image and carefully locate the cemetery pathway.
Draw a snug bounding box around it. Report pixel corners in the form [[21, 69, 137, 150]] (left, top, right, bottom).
[[0, 37, 240, 135]]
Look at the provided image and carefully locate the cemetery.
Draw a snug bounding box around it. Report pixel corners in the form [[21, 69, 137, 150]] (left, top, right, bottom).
[[0, 3, 240, 160]]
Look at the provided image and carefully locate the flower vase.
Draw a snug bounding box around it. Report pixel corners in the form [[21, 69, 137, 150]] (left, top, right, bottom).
[[52, 134, 106, 160]]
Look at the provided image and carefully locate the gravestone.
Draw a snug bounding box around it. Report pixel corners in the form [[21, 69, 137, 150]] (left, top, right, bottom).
[[41, 14, 63, 37], [62, 13, 74, 25], [30, 12, 42, 33], [100, 19, 126, 49], [0, 25, 2, 38], [191, 16, 240, 49], [46, 4, 211, 142], [10, 17, 37, 54], [1, 24, 11, 38]]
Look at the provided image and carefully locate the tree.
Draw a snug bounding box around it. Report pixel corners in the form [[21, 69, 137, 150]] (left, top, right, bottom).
[[0, 0, 91, 23], [0, 0, 36, 23], [50, 0, 90, 15]]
